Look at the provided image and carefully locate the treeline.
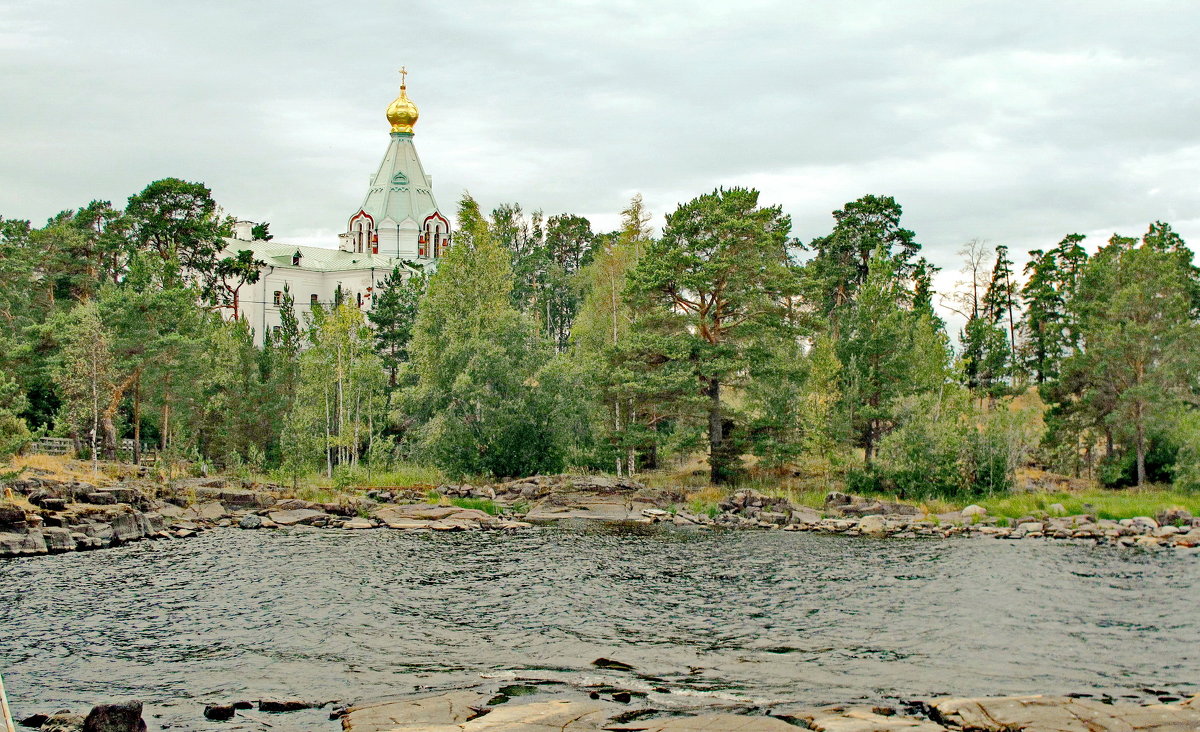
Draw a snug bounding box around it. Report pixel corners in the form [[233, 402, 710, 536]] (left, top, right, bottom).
[[3, 179, 1199, 497]]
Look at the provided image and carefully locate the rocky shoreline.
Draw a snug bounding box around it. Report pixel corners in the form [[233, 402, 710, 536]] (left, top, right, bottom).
[[16, 680, 1200, 731], [3, 471, 1199, 559]]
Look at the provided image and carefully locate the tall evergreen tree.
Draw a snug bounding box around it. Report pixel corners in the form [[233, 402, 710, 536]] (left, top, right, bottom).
[[626, 187, 798, 483]]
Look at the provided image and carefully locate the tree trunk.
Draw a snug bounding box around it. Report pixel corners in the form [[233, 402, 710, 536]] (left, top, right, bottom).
[[101, 370, 139, 461], [707, 377, 724, 484], [1135, 404, 1146, 487], [132, 377, 141, 465]]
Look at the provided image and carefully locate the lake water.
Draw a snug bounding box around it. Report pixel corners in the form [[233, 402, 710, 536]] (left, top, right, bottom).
[[1, 524, 1197, 729]]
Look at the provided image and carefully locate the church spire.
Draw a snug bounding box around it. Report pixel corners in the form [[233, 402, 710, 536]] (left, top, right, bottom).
[[386, 66, 419, 135]]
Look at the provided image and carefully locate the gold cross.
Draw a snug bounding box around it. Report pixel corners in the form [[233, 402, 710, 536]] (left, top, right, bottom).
[[399, 66, 408, 86]]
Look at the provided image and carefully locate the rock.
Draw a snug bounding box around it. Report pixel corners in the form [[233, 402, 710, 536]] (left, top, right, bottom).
[[268, 508, 326, 526], [188, 501, 226, 521], [203, 704, 236, 720], [157, 503, 184, 519], [858, 515, 889, 537], [961, 505, 987, 519], [96, 487, 138, 504], [526, 497, 659, 522], [259, 699, 314, 712], [1157, 507, 1193, 526], [239, 514, 264, 529], [84, 492, 117, 505], [805, 708, 943, 731], [18, 712, 50, 727], [0, 503, 28, 530], [109, 512, 145, 543], [40, 497, 69, 512], [825, 491, 852, 507], [592, 657, 636, 671], [271, 498, 317, 511], [1047, 503, 1067, 516], [637, 714, 797, 731], [0, 529, 47, 556], [41, 710, 86, 732], [82, 700, 147, 732], [342, 518, 374, 530], [930, 694, 1200, 731], [461, 699, 608, 729], [340, 691, 491, 730], [43, 526, 76, 553]]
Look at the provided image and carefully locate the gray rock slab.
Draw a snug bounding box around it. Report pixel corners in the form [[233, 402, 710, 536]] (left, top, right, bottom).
[[805, 708, 944, 731], [629, 714, 799, 731], [526, 497, 657, 522], [268, 508, 325, 526], [341, 691, 492, 731], [931, 694, 1200, 731], [0, 529, 47, 556]]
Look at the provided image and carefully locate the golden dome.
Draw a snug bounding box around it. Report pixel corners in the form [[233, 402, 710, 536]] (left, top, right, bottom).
[[386, 71, 419, 134]]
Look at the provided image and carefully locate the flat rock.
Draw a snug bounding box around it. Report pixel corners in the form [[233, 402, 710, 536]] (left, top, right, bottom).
[[630, 714, 798, 730], [931, 694, 1200, 731], [460, 699, 607, 729], [526, 496, 657, 522], [342, 519, 374, 530], [341, 691, 491, 731], [268, 508, 325, 526], [375, 505, 463, 522], [806, 708, 944, 731]]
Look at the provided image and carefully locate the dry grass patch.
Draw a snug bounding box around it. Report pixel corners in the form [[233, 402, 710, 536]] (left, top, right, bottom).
[[5, 454, 118, 486]]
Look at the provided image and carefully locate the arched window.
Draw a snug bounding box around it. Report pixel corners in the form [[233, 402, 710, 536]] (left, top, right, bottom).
[[273, 290, 282, 306], [310, 293, 318, 308]]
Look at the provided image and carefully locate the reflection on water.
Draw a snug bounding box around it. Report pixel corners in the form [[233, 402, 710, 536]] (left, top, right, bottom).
[[1, 524, 1197, 729]]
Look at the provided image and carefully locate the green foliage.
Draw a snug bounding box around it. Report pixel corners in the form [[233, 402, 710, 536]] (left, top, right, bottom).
[[872, 389, 1030, 500], [449, 497, 500, 515], [407, 194, 572, 479], [626, 187, 799, 483]]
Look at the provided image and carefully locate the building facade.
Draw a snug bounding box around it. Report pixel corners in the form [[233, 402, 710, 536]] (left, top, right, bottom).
[[223, 73, 450, 345]]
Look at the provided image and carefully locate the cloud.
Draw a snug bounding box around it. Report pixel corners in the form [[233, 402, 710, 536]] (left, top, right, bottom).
[[2, 0, 1198, 306]]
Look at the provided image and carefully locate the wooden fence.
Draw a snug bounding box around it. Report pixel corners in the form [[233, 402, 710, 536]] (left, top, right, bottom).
[[30, 436, 158, 463]]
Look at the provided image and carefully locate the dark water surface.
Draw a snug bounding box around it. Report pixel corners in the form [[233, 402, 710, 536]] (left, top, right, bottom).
[[1, 525, 1197, 729]]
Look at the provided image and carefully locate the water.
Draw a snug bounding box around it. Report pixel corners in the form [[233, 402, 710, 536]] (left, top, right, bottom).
[[1, 524, 1197, 729]]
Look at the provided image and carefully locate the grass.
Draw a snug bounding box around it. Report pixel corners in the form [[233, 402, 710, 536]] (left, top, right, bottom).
[[448, 497, 501, 515], [977, 488, 1200, 521], [4, 454, 119, 486]]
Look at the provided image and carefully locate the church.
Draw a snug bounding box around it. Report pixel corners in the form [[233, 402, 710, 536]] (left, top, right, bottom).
[[223, 71, 451, 345]]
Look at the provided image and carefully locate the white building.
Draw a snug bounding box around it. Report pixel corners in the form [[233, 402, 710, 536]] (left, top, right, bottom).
[[223, 72, 451, 344]]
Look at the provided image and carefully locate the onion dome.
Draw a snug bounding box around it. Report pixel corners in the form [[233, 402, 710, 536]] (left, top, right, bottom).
[[386, 67, 419, 134]]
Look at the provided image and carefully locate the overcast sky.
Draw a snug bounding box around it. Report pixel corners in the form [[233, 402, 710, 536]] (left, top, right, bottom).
[[3, 0, 1199, 306]]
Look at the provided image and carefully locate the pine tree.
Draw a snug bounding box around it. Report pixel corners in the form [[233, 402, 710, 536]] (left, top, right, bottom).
[[626, 187, 798, 483]]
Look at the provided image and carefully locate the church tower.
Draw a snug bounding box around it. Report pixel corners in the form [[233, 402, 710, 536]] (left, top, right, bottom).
[[339, 69, 451, 259]]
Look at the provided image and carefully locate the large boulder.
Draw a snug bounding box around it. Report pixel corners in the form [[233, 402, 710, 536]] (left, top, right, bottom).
[[82, 700, 147, 732], [109, 512, 145, 543], [0, 502, 28, 531], [0, 529, 47, 557], [43, 526, 76, 553], [858, 515, 889, 538]]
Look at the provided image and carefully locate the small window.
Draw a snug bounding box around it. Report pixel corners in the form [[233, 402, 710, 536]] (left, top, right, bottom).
[[310, 293, 318, 307], [292, 250, 302, 266], [273, 290, 282, 306], [356, 292, 363, 307], [272, 325, 281, 336]]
